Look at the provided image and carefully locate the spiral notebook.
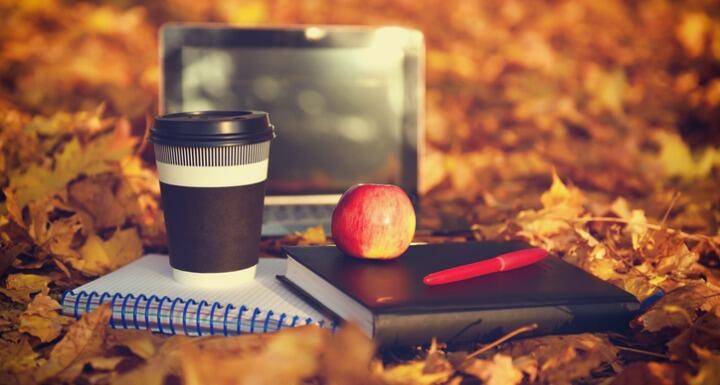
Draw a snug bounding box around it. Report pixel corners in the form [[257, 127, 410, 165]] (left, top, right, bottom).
[[59, 254, 335, 336]]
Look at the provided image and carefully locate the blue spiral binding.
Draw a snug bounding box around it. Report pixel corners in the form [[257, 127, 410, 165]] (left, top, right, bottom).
[[222, 304, 236, 336], [236, 305, 248, 335], [169, 297, 184, 335], [61, 290, 334, 337], [60, 290, 73, 307], [85, 291, 98, 314], [109, 293, 123, 328], [144, 295, 159, 330], [98, 292, 111, 307], [250, 308, 262, 333], [209, 302, 222, 336], [156, 296, 171, 334], [120, 294, 136, 329], [182, 299, 197, 335], [262, 311, 274, 333], [132, 294, 147, 329], [276, 313, 287, 331], [73, 291, 87, 318], [196, 300, 208, 336]]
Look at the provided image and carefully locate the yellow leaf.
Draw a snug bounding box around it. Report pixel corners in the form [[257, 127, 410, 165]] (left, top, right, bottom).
[[676, 12, 711, 58], [222, 0, 267, 25], [463, 354, 523, 385], [540, 171, 584, 210], [382, 361, 452, 385], [9, 129, 134, 209], [655, 131, 720, 180], [19, 293, 73, 342], [295, 225, 327, 245], [76, 228, 143, 276]]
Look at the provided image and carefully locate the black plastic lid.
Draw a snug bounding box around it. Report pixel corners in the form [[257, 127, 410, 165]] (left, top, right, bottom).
[[151, 110, 275, 147]]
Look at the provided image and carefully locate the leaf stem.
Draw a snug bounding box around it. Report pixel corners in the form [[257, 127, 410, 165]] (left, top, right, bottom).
[[614, 345, 668, 359], [465, 323, 538, 360]]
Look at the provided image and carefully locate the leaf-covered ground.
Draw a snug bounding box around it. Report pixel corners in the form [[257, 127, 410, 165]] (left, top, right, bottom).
[[1, 0, 719, 384]]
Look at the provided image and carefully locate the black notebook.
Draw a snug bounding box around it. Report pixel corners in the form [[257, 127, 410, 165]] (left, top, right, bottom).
[[281, 241, 640, 346]]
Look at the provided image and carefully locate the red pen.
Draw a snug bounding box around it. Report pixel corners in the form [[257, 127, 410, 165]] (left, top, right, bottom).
[[423, 248, 549, 286]]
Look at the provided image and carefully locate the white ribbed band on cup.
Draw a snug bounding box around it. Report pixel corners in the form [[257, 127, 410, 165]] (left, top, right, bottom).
[[156, 160, 268, 187], [154, 142, 270, 188], [172, 265, 257, 288]]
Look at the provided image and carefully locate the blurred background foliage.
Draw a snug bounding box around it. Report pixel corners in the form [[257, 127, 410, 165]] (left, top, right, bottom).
[[1, 0, 719, 233], [1, 1, 720, 384]]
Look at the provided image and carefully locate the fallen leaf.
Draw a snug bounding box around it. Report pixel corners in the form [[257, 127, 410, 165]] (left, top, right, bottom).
[[295, 225, 327, 245], [463, 354, 523, 385], [502, 333, 619, 385], [18, 293, 73, 342], [321, 323, 377, 385], [667, 314, 720, 361], [381, 361, 452, 385], [106, 329, 165, 359], [68, 174, 140, 230], [113, 336, 194, 385], [9, 130, 134, 209], [611, 361, 691, 385], [182, 325, 328, 385], [0, 273, 52, 303], [0, 338, 43, 374], [638, 283, 720, 332], [689, 346, 720, 385], [32, 304, 111, 383], [75, 227, 143, 276]]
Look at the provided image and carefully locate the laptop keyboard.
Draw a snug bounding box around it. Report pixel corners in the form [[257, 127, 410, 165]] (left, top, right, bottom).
[[262, 205, 335, 235]]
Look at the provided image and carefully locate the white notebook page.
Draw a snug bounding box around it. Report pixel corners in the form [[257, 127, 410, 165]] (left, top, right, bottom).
[[60, 254, 331, 335]]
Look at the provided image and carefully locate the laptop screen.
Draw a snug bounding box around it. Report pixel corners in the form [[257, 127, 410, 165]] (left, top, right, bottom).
[[162, 26, 422, 197]]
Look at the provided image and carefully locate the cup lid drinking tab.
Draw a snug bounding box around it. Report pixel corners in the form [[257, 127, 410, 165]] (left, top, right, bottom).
[[151, 111, 275, 147]]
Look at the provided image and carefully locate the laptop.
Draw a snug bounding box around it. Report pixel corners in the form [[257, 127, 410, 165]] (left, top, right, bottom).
[[160, 25, 424, 235]]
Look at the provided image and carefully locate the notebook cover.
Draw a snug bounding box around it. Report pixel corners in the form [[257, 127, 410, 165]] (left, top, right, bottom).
[[282, 241, 640, 345]]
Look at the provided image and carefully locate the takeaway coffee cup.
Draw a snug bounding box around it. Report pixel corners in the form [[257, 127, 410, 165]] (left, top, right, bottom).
[[150, 111, 275, 287]]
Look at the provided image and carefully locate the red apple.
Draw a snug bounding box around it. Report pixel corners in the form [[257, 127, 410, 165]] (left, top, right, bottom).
[[331, 184, 416, 259]]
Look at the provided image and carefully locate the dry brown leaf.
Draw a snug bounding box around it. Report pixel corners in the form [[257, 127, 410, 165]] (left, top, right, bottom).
[[68, 175, 140, 230], [610, 361, 691, 385], [667, 314, 720, 361], [112, 336, 194, 385], [638, 283, 720, 332], [0, 338, 43, 374], [0, 273, 51, 303], [463, 354, 523, 385], [689, 346, 720, 385], [321, 323, 377, 385], [182, 326, 328, 385], [502, 333, 619, 385], [106, 328, 165, 359], [32, 304, 111, 383], [18, 293, 73, 342]]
